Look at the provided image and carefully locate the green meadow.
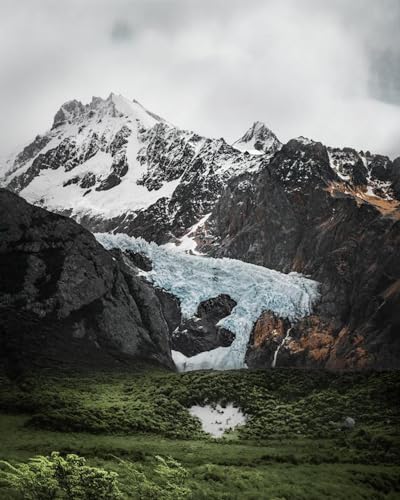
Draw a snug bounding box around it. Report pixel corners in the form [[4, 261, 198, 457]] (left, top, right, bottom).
[[0, 368, 399, 499]]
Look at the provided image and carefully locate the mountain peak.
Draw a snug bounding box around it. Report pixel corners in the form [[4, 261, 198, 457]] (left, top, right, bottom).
[[52, 99, 85, 128], [109, 94, 167, 125], [51, 93, 166, 130], [233, 121, 281, 155]]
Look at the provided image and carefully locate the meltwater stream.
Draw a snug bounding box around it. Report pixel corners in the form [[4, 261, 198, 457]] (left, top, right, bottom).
[[96, 233, 320, 371], [271, 327, 293, 368]]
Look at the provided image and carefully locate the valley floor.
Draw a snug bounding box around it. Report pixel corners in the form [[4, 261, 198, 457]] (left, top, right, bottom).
[[0, 369, 399, 499]]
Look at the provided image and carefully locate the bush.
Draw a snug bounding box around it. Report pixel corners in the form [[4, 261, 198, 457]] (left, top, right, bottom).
[[0, 453, 191, 500], [0, 452, 121, 500], [118, 455, 190, 500]]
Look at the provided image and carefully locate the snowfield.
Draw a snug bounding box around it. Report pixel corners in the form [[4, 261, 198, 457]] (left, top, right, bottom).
[[96, 233, 320, 371]]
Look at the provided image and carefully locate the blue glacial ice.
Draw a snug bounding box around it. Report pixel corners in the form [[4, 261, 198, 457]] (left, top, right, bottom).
[[96, 233, 320, 371]]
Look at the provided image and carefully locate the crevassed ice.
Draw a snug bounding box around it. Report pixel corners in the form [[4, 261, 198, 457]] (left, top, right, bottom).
[[96, 233, 320, 371]]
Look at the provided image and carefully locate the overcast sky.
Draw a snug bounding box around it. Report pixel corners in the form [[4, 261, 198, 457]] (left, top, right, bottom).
[[1, 0, 399, 158]]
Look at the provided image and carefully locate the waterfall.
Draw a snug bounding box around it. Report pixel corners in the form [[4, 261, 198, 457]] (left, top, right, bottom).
[[271, 327, 293, 368]]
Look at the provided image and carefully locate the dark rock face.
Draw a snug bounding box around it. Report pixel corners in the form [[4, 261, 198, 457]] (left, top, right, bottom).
[[390, 157, 400, 198], [155, 288, 182, 334], [116, 140, 260, 243], [204, 140, 400, 369], [171, 295, 236, 356], [123, 250, 153, 272], [197, 294, 237, 321], [14, 135, 52, 170], [0, 189, 174, 375], [52, 100, 85, 128]]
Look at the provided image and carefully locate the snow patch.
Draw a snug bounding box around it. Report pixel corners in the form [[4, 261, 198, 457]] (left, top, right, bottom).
[[189, 404, 247, 438], [162, 213, 211, 254], [110, 94, 162, 128]]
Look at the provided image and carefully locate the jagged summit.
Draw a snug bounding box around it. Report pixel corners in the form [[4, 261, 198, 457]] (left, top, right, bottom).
[[233, 121, 281, 155], [52, 99, 85, 128], [52, 93, 164, 130]]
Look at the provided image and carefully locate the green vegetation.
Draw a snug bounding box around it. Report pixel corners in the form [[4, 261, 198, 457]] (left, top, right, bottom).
[[0, 452, 190, 500], [0, 452, 121, 499], [0, 369, 399, 499]]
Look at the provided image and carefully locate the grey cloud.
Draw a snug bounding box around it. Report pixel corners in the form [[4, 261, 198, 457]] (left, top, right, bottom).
[[111, 21, 135, 43], [0, 0, 399, 159]]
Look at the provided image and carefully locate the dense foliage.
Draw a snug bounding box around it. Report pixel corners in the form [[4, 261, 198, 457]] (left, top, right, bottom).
[[0, 369, 398, 444], [0, 452, 190, 500], [0, 452, 121, 499], [0, 369, 399, 499]]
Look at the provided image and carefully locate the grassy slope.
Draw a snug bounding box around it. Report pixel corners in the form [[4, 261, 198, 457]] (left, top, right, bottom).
[[0, 369, 399, 499]]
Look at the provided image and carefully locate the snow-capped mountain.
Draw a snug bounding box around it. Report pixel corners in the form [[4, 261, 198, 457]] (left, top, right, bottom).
[[1, 93, 400, 370], [2, 93, 399, 248], [0, 93, 263, 242]]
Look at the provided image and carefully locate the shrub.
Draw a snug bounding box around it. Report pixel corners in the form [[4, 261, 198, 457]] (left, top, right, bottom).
[[118, 455, 190, 500], [0, 452, 121, 500], [0, 453, 191, 500]]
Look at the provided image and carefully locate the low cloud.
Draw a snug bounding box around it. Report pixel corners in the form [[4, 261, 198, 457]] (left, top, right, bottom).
[[0, 0, 399, 158]]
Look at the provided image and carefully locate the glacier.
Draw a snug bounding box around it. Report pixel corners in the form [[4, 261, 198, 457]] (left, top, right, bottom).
[[96, 233, 320, 371]]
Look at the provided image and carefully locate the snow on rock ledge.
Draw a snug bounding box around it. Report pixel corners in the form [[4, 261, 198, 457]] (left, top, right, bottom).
[[96, 233, 320, 371]]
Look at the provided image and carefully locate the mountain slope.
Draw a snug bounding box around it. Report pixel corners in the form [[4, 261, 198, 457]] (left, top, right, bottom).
[[1, 95, 400, 370], [0, 189, 320, 374], [96, 232, 319, 371], [197, 139, 400, 369], [1, 94, 263, 242]]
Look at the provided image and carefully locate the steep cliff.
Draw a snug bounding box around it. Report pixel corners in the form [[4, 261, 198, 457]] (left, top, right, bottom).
[[202, 139, 400, 369], [0, 189, 174, 375]]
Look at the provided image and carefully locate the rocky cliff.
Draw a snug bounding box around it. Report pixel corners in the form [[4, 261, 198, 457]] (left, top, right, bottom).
[[200, 139, 400, 369], [0, 189, 174, 375]]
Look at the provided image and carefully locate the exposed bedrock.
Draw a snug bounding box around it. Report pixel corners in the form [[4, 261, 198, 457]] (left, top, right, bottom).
[[171, 294, 236, 357], [205, 140, 400, 369], [0, 189, 174, 376]]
